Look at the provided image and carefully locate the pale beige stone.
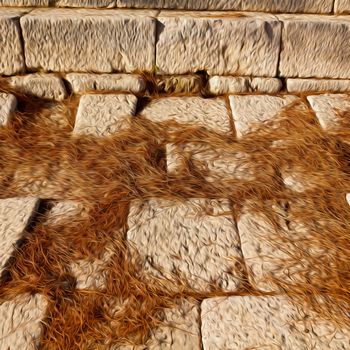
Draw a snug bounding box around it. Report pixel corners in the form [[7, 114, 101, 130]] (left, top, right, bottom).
[[141, 96, 232, 134], [66, 73, 146, 94], [0, 197, 39, 273], [0, 9, 26, 75], [0, 294, 47, 350], [335, 0, 350, 14], [21, 9, 156, 73], [156, 12, 281, 76], [156, 75, 203, 94], [0, 0, 48, 6], [201, 296, 350, 350], [287, 78, 350, 93], [0, 92, 17, 125], [117, 0, 332, 13], [9, 74, 67, 100], [55, 0, 115, 7], [116, 299, 201, 350], [208, 76, 282, 94], [127, 199, 243, 292], [74, 94, 137, 136], [229, 94, 299, 137], [307, 93, 350, 130], [279, 15, 350, 79]]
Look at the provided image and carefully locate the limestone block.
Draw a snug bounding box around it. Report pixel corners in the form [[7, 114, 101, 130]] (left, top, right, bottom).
[[279, 15, 350, 79], [127, 199, 243, 292], [201, 296, 350, 350], [287, 78, 350, 93], [116, 299, 201, 350], [307, 93, 350, 130], [117, 0, 333, 13], [229, 94, 298, 137], [0, 9, 26, 75], [0, 197, 39, 274], [156, 12, 281, 76], [208, 76, 282, 94], [335, 0, 350, 14], [0, 92, 17, 125], [141, 96, 232, 134], [0, 0, 48, 5], [0, 294, 47, 350], [74, 94, 137, 136], [21, 9, 156, 73], [9, 74, 67, 100], [66, 73, 146, 94], [55, 0, 115, 7]]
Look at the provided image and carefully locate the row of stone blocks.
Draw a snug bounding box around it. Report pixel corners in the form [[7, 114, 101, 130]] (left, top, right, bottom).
[[2, 89, 350, 348], [2, 7, 350, 79], [2, 0, 350, 15]]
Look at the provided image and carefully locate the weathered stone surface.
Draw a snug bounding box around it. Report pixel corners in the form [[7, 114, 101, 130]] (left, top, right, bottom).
[[229, 95, 298, 137], [21, 9, 156, 73], [287, 78, 350, 93], [9, 74, 67, 100], [307, 93, 350, 130], [141, 96, 232, 134], [55, 0, 115, 7], [279, 15, 350, 79], [335, 0, 350, 14], [156, 75, 203, 94], [0, 92, 17, 125], [208, 76, 282, 94], [116, 299, 201, 350], [201, 296, 350, 350], [66, 73, 146, 94], [74, 94, 137, 136], [127, 199, 243, 292], [0, 294, 47, 350], [0, 9, 26, 76], [0, 197, 39, 273], [117, 0, 332, 13], [156, 12, 281, 76], [0, 0, 48, 6]]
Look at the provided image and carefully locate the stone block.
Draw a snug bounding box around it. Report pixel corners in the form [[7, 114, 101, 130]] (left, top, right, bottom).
[[0, 92, 17, 125], [55, 0, 115, 7], [335, 0, 350, 14], [0, 0, 48, 6], [21, 9, 156, 73], [287, 78, 350, 93]]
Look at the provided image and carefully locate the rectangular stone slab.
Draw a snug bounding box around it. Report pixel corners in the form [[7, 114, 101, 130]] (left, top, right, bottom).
[[0, 294, 47, 350], [127, 199, 243, 292], [335, 0, 350, 13], [201, 296, 350, 350], [0, 93, 17, 125], [279, 15, 350, 79], [0, 9, 26, 75], [156, 11, 281, 76], [20, 9, 157, 73], [287, 78, 350, 93]]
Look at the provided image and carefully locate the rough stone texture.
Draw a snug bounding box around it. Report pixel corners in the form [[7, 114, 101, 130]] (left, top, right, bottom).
[[9, 74, 67, 100], [335, 0, 350, 14], [0, 294, 47, 350], [117, 0, 333, 13], [208, 76, 282, 94], [21, 9, 156, 73], [279, 15, 350, 79], [156, 75, 203, 94], [287, 78, 350, 93], [156, 12, 281, 76], [201, 296, 350, 350], [55, 0, 116, 7], [74, 94, 137, 136], [116, 300, 201, 350], [141, 96, 232, 134], [127, 199, 243, 292], [0, 92, 17, 125], [0, 0, 48, 5], [307, 93, 350, 130], [66, 73, 146, 94], [0, 9, 26, 76], [0, 197, 39, 273], [229, 94, 298, 137]]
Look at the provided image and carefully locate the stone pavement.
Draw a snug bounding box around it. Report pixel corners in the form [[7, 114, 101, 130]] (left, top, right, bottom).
[[1, 76, 350, 348]]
